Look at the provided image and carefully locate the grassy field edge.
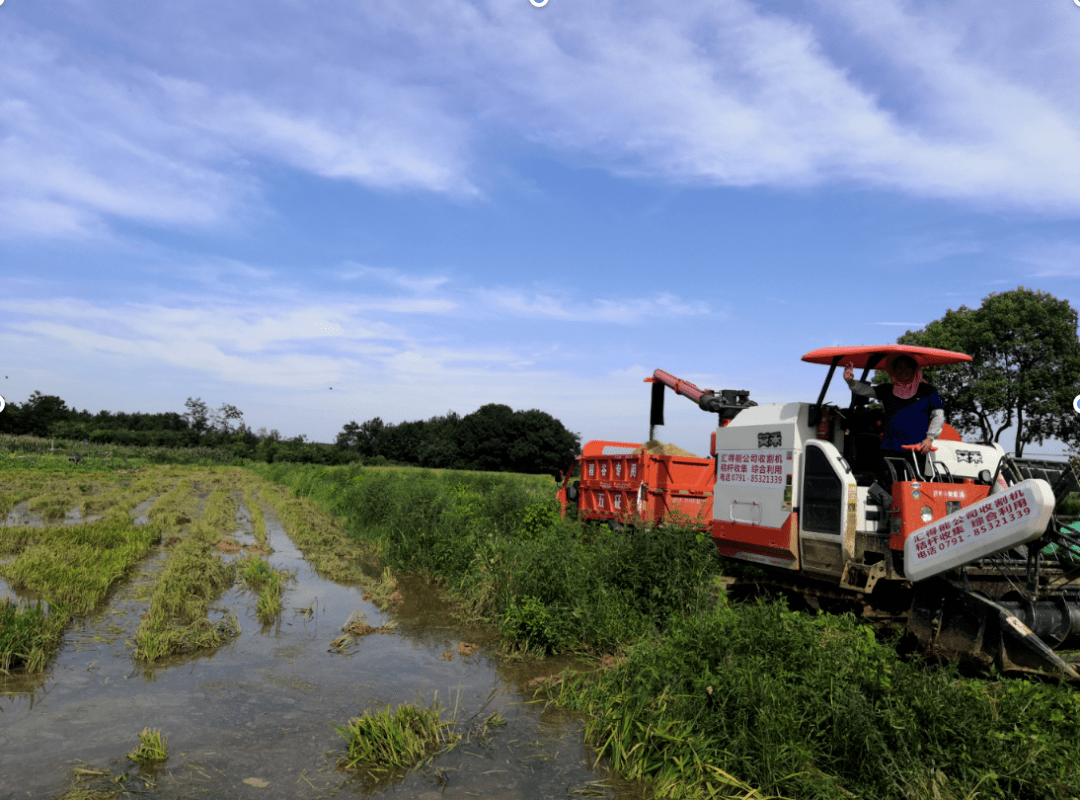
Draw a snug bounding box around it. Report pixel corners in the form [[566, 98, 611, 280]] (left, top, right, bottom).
[[249, 462, 1080, 800]]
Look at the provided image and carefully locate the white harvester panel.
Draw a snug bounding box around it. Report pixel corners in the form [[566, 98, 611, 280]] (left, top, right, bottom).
[[712, 402, 805, 530], [904, 478, 1055, 582], [918, 439, 1005, 482]]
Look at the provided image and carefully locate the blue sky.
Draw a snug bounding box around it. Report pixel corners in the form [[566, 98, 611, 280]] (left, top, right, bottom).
[[2, 0, 1079, 456]]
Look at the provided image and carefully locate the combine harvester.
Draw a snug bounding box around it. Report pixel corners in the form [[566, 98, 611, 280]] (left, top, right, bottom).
[[558, 345, 1080, 679]]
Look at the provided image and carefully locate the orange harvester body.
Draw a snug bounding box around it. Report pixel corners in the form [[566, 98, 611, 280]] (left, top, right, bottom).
[[556, 440, 714, 527], [555, 345, 1080, 679]]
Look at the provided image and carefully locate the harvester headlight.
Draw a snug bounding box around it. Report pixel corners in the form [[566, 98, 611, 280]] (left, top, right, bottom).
[[921, 506, 933, 523]]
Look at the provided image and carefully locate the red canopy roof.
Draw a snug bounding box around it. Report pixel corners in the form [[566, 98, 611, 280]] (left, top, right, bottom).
[[801, 345, 971, 369]]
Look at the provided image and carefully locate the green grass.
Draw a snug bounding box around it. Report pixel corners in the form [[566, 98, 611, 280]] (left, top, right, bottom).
[[4, 467, 171, 525], [11, 457, 1075, 800], [132, 536, 238, 661], [131, 469, 256, 660], [243, 477, 372, 582], [0, 464, 351, 666], [0, 511, 161, 671], [550, 600, 1080, 800], [249, 461, 1080, 800], [237, 553, 289, 624], [1, 471, 119, 517], [26, 485, 82, 521], [243, 483, 268, 544], [200, 482, 237, 528], [0, 599, 65, 672], [332, 697, 461, 775], [366, 566, 402, 610], [77, 470, 163, 517], [127, 727, 168, 766], [246, 462, 718, 655], [0, 433, 241, 470], [145, 475, 199, 529], [4, 535, 154, 615]]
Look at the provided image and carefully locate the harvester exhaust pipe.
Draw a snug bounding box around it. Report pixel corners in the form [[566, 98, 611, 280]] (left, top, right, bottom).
[[647, 369, 757, 440], [649, 380, 666, 442]]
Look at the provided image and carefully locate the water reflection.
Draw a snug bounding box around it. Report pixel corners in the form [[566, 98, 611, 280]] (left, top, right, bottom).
[[0, 497, 641, 799]]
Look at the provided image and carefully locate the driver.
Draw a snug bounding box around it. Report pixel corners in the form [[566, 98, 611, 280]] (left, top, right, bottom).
[[843, 354, 944, 479]]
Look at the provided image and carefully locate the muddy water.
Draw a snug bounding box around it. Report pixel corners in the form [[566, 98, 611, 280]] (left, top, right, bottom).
[[0, 501, 641, 799]]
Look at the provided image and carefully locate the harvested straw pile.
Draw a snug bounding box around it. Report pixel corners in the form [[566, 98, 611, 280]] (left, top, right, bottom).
[[633, 440, 700, 458]]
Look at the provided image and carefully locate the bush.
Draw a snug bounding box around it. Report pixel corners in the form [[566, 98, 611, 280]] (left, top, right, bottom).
[[554, 600, 1080, 800]]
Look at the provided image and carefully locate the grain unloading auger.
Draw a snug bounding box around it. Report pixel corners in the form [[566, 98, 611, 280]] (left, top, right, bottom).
[[644, 347, 1080, 680]]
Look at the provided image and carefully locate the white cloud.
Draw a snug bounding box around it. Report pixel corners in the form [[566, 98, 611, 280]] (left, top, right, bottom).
[[520, 0, 1080, 209], [885, 232, 985, 266], [154, 75, 474, 194], [4, 298, 410, 360], [0, 289, 846, 451], [1017, 240, 1080, 278], [3, 0, 1079, 242], [0, 32, 248, 238], [337, 264, 452, 293], [1, 278, 709, 396], [0, 304, 590, 441], [479, 289, 710, 322]]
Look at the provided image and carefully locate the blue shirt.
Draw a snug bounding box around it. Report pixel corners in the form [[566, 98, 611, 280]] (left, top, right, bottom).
[[873, 383, 944, 451]]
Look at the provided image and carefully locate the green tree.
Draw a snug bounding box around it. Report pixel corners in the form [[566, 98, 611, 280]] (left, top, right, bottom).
[[183, 397, 211, 436], [509, 408, 581, 476], [354, 417, 387, 457], [22, 391, 71, 438], [457, 404, 516, 471], [0, 398, 24, 435], [418, 412, 462, 469], [898, 287, 1080, 456], [211, 403, 244, 434], [458, 404, 580, 475], [335, 420, 361, 449]]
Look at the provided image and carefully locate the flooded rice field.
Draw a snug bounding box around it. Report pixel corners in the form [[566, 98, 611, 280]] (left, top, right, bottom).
[[0, 469, 640, 799]]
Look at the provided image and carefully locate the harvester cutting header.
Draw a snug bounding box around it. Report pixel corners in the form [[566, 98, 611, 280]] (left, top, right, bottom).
[[557, 345, 1080, 679]]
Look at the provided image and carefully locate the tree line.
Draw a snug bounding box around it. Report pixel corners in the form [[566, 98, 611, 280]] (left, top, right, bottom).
[[0, 392, 582, 475], [335, 404, 581, 475], [0, 395, 258, 450], [1, 287, 1075, 464]]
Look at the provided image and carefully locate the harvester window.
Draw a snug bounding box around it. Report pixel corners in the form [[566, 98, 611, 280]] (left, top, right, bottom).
[[802, 444, 842, 535], [843, 407, 886, 486]]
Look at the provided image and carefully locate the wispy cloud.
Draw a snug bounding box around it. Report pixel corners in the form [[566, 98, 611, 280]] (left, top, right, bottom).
[[5, 298, 410, 357], [2, 0, 1079, 241], [479, 289, 710, 322], [337, 264, 453, 293], [0, 275, 709, 397], [0, 291, 671, 438], [885, 232, 985, 266], [154, 75, 474, 194], [1016, 239, 1080, 278]]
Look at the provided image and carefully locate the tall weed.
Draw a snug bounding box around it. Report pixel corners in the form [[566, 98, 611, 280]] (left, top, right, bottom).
[[553, 600, 1080, 800], [247, 463, 719, 654], [246, 463, 1080, 800]]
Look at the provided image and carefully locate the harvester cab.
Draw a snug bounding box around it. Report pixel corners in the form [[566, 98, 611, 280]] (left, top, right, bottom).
[[645, 347, 1080, 680]]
